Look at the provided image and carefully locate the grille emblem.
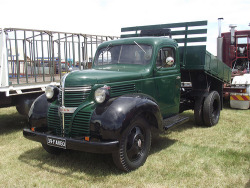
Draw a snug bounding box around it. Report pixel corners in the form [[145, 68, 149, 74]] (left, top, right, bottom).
[[59, 106, 77, 113]]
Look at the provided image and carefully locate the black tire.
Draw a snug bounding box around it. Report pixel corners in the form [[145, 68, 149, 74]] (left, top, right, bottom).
[[15, 95, 39, 116], [203, 91, 221, 127], [42, 144, 63, 155], [194, 96, 205, 126], [16, 104, 26, 116], [112, 117, 151, 172]]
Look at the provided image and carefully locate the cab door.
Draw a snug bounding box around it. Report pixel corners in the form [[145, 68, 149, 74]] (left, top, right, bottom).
[[154, 47, 181, 118]]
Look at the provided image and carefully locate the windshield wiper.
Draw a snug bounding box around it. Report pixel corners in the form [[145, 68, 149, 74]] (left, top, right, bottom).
[[134, 41, 146, 54], [103, 43, 112, 53]]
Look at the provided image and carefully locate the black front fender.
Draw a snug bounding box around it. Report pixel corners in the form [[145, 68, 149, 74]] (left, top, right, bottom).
[[28, 94, 51, 128], [90, 94, 162, 140]]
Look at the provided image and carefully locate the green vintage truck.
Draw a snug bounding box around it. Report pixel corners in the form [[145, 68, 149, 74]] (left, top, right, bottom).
[[23, 21, 231, 171]]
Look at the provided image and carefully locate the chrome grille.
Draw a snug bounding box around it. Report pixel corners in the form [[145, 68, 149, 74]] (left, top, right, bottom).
[[64, 113, 72, 136], [47, 104, 61, 135], [59, 86, 91, 107], [71, 110, 91, 137], [47, 107, 91, 137]]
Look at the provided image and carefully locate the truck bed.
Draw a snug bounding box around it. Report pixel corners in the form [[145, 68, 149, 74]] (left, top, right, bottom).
[[179, 45, 231, 83]]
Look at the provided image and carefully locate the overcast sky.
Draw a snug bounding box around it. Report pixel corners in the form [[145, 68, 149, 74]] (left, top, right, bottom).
[[0, 0, 249, 55]]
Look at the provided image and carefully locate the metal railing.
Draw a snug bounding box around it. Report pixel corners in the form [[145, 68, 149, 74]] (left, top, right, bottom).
[[121, 20, 208, 66], [1, 28, 119, 87]]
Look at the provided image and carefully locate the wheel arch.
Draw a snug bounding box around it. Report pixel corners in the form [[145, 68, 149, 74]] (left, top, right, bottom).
[[90, 93, 163, 141], [28, 93, 51, 128]]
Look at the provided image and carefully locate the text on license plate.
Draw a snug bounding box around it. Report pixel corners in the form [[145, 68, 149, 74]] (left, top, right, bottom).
[[47, 136, 66, 149]]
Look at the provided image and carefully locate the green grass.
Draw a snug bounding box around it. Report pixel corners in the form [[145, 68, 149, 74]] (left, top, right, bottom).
[[0, 105, 249, 188]]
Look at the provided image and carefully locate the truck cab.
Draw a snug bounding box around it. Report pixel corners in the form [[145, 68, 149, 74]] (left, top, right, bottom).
[[93, 37, 181, 117]]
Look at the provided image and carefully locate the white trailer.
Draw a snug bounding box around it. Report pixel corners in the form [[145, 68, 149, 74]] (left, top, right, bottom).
[[0, 28, 118, 115]]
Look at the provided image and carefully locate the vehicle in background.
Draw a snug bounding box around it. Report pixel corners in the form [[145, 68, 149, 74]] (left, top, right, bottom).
[[217, 19, 250, 109], [0, 28, 118, 115]]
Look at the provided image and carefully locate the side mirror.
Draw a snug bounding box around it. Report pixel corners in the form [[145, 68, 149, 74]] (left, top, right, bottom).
[[166, 57, 174, 66]]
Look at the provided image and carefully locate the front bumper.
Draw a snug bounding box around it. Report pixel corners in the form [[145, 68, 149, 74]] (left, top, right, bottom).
[[23, 128, 119, 153]]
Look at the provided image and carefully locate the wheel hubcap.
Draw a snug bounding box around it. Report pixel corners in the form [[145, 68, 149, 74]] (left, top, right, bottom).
[[137, 139, 142, 148], [126, 126, 145, 161]]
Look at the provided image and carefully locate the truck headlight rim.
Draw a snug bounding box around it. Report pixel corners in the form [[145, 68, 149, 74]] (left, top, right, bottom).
[[95, 88, 109, 103]]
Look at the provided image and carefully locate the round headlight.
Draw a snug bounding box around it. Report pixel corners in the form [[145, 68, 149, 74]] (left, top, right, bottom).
[[95, 88, 107, 103], [45, 85, 55, 99]]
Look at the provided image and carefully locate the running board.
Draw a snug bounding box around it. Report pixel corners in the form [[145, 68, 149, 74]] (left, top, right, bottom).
[[163, 115, 189, 130]]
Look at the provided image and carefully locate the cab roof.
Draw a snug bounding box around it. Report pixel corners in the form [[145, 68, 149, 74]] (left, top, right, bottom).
[[98, 37, 178, 49]]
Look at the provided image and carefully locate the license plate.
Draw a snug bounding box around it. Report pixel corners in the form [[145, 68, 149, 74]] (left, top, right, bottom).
[[47, 136, 66, 149]]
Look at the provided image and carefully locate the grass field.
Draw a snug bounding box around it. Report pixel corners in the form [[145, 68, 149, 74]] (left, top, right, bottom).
[[0, 104, 249, 188]]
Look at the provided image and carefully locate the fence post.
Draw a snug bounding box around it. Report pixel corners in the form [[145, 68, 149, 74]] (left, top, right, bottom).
[[14, 30, 20, 84], [0, 29, 9, 88]]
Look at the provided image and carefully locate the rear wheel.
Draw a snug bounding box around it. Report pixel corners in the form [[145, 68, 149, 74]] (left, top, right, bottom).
[[112, 117, 151, 172], [203, 91, 221, 127], [42, 144, 63, 155]]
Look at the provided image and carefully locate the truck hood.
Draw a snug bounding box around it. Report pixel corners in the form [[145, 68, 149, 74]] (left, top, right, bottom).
[[64, 69, 143, 87]]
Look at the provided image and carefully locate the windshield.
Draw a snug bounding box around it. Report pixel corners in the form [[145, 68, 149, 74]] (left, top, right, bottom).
[[94, 44, 153, 66]]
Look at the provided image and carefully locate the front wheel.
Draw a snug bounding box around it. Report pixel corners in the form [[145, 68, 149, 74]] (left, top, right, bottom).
[[112, 117, 151, 172]]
